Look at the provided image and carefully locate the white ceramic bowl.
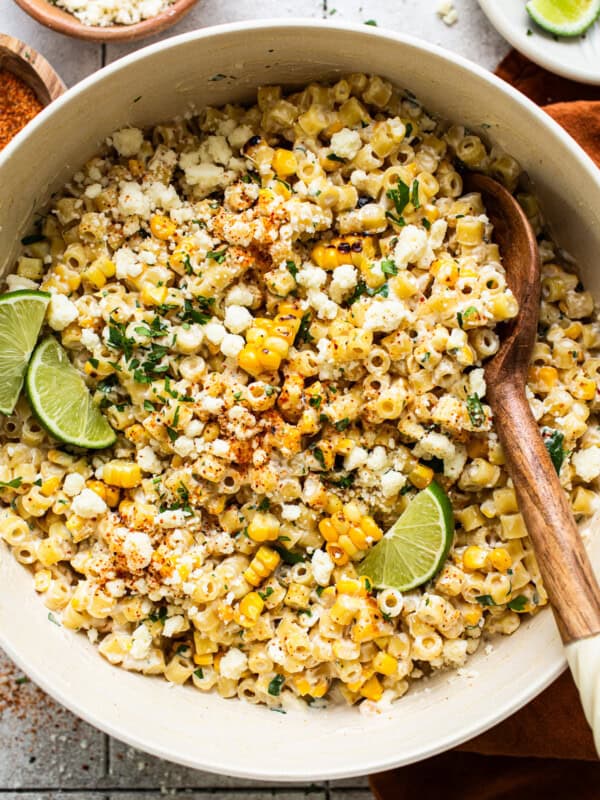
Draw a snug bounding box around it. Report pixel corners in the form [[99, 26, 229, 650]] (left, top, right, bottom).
[[1, 20, 600, 782]]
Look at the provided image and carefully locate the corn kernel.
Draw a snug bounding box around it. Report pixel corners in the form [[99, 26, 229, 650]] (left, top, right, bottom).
[[150, 214, 177, 240], [373, 651, 398, 676], [272, 148, 298, 178], [489, 547, 512, 572], [102, 460, 142, 489], [360, 675, 384, 702], [462, 545, 489, 572], [408, 463, 434, 489], [248, 512, 280, 542], [140, 282, 168, 307], [40, 476, 61, 497], [238, 591, 265, 627]]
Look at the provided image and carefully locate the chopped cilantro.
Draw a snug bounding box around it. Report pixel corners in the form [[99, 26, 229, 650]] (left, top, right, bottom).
[[466, 394, 485, 427], [542, 428, 566, 474], [21, 233, 46, 245], [258, 497, 270, 512], [335, 417, 350, 432], [268, 674, 286, 696], [411, 179, 420, 209], [387, 178, 410, 220], [313, 447, 326, 469], [144, 400, 155, 412], [475, 594, 496, 607], [286, 260, 298, 279], [364, 18, 378, 25], [193, 668, 204, 679], [381, 259, 398, 276], [207, 248, 228, 264], [326, 153, 346, 163], [507, 595, 528, 612], [294, 312, 314, 346], [258, 586, 274, 601], [0, 477, 22, 489], [309, 395, 322, 409], [422, 218, 431, 230]]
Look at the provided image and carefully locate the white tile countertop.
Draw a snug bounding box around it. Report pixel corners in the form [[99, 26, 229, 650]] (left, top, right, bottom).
[[1, 1, 510, 796]]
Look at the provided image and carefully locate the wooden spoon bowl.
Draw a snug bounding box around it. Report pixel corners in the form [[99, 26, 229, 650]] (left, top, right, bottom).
[[0, 33, 65, 107], [13, 0, 199, 43]]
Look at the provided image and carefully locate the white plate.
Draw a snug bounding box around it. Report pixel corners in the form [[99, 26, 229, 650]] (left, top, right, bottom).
[[1, 20, 600, 781], [478, 0, 600, 84]]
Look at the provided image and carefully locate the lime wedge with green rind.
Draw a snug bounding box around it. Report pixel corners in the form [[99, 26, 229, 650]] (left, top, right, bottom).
[[0, 290, 51, 415], [526, 0, 600, 37], [358, 481, 454, 592], [26, 336, 116, 449]]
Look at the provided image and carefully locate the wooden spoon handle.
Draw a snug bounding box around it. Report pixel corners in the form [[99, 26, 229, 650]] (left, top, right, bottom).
[[487, 380, 600, 644]]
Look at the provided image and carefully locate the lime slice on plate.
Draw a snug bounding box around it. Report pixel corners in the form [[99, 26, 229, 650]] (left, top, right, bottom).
[[26, 336, 116, 449], [0, 290, 51, 415], [358, 481, 454, 592], [526, 0, 600, 37]]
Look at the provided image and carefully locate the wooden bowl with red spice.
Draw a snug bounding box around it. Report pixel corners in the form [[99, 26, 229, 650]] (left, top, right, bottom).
[[13, 0, 199, 43], [0, 34, 65, 151]]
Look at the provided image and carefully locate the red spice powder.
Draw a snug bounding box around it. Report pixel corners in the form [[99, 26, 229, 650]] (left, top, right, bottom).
[[0, 69, 44, 151]]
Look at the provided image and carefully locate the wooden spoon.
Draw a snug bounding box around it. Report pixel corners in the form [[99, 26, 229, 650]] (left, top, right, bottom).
[[466, 172, 600, 752]]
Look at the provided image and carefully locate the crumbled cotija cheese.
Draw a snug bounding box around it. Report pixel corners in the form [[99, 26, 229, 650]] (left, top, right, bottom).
[[55, 0, 174, 27]]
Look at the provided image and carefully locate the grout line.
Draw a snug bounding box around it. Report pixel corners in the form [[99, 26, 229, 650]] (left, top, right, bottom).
[[103, 733, 110, 779], [0, 786, 340, 794]]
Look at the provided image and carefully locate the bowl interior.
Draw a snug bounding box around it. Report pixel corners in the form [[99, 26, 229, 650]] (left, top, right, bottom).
[[1, 21, 600, 780]]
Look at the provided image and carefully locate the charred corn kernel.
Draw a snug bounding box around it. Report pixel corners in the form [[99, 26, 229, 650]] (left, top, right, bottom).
[[150, 214, 177, 240], [528, 365, 558, 392], [373, 651, 398, 676], [312, 243, 340, 270], [246, 328, 269, 345], [248, 512, 280, 542], [331, 512, 350, 535], [338, 534, 359, 558], [330, 594, 359, 625], [462, 546, 489, 571], [34, 569, 52, 593], [285, 582, 312, 609], [257, 347, 282, 370], [408, 463, 434, 489], [103, 460, 142, 489], [489, 547, 512, 572], [86, 479, 120, 508], [40, 476, 61, 497], [84, 359, 114, 377], [272, 148, 298, 178], [335, 437, 356, 456], [140, 282, 168, 307], [81, 264, 107, 289], [327, 542, 350, 566], [238, 591, 265, 626], [462, 605, 483, 626], [466, 437, 488, 459], [360, 675, 384, 701]]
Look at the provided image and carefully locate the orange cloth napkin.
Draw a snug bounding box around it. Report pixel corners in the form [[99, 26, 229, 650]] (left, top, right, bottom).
[[369, 51, 600, 799]]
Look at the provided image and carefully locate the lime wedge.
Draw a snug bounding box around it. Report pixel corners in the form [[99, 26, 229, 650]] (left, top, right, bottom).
[[0, 290, 51, 415], [26, 336, 116, 449], [526, 0, 600, 36], [358, 482, 454, 592]]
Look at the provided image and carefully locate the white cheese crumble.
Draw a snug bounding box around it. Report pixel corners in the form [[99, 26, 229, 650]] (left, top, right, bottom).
[[48, 294, 78, 331], [55, 0, 173, 28], [123, 530, 154, 571], [219, 647, 248, 679], [436, 0, 458, 26], [71, 488, 107, 518]]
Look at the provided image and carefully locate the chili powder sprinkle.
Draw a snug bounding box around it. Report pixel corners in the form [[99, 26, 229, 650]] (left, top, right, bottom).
[[0, 70, 43, 151]]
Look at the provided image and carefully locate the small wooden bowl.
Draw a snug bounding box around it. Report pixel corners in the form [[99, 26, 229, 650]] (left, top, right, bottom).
[[0, 33, 65, 106], [13, 0, 199, 43]]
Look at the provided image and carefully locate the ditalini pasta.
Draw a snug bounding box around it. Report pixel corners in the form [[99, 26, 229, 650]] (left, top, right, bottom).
[[1, 75, 599, 712]]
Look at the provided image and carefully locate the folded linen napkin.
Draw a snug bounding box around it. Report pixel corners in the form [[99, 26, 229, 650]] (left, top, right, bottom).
[[369, 50, 600, 799]]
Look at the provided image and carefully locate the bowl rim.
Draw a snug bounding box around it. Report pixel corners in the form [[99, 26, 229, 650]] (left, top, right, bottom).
[[0, 18, 596, 779], [12, 0, 199, 43], [0, 32, 66, 106]]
